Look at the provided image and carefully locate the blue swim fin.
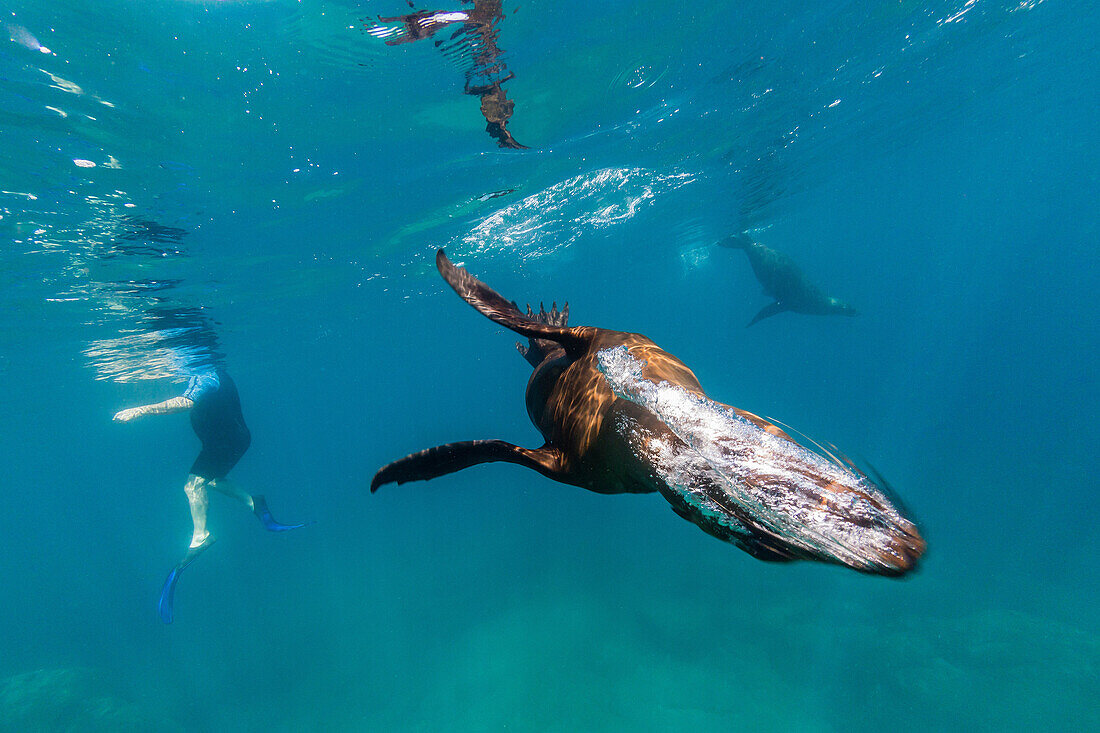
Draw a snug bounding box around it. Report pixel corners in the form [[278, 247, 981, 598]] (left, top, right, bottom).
[[252, 494, 308, 532], [157, 536, 215, 624], [157, 567, 182, 624]]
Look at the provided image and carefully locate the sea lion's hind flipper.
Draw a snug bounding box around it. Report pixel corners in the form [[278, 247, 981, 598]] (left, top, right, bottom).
[[517, 301, 570, 366], [436, 250, 590, 356], [747, 301, 785, 327], [370, 440, 564, 492]]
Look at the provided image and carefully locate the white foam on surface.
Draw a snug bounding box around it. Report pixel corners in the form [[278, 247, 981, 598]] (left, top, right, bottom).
[[458, 167, 695, 261]]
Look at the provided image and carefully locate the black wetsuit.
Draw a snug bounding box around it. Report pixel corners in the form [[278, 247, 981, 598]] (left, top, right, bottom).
[[184, 369, 251, 480]]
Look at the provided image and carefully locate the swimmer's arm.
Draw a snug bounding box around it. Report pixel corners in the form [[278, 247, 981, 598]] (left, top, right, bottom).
[[113, 396, 194, 422]]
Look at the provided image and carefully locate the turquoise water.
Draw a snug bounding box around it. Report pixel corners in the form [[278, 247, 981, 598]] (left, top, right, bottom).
[[1, 0, 1097, 729]]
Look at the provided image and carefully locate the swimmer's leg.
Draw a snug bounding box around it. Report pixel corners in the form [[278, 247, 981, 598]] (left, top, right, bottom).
[[183, 474, 213, 548], [206, 477, 255, 510], [209, 479, 309, 532], [160, 475, 218, 624]]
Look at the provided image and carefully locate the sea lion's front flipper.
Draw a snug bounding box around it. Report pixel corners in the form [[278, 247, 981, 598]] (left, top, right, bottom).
[[436, 249, 592, 357], [661, 485, 796, 563], [747, 301, 786, 327], [371, 440, 564, 492]]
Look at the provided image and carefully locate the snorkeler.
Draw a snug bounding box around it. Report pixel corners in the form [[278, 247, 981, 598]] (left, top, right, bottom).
[[370, 1, 527, 149], [375, 7, 469, 45], [466, 74, 527, 150], [113, 367, 307, 623]]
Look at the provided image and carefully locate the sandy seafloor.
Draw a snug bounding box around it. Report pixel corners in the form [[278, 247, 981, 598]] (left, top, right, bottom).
[[0, 0, 1097, 730]]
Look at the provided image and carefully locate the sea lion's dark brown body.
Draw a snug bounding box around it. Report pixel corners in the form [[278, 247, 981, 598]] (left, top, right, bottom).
[[371, 250, 925, 576], [526, 332, 699, 494], [523, 330, 796, 497], [368, 253, 703, 498]]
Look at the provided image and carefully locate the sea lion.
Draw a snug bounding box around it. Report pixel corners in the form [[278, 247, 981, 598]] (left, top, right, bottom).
[[371, 250, 925, 576], [719, 232, 857, 326]]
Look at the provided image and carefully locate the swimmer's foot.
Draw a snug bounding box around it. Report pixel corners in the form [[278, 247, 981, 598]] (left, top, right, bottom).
[[158, 536, 216, 625], [181, 535, 216, 568], [252, 494, 309, 532]]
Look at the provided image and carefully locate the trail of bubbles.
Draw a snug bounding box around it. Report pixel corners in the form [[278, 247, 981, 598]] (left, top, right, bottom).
[[596, 346, 922, 574]]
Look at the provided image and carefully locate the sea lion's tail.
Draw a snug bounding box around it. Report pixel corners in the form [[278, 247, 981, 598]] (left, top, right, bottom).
[[516, 301, 569, 366], [717, 231, 753, 249], [436, 249, 592, 357]]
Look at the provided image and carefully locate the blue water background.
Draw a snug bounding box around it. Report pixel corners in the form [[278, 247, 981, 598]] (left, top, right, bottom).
[[1, 0, 1097, 730]]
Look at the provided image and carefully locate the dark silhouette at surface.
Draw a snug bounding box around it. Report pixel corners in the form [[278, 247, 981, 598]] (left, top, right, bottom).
[[371, 1, 527, 149], [100, 216, 188, 258], [81, 218, 208, 381], [466, 75, 525, 149], [117, 216, 187, 243], [371, 250, 925, 578], [719, 232, 858, 327]]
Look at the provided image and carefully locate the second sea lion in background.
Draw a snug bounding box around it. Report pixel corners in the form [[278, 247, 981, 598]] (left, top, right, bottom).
[[719, 232, 857, 327]]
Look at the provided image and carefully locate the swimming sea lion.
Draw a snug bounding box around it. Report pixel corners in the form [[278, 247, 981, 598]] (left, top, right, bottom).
[[371, 250, 924, 576], [720, 232, 857, 326]]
